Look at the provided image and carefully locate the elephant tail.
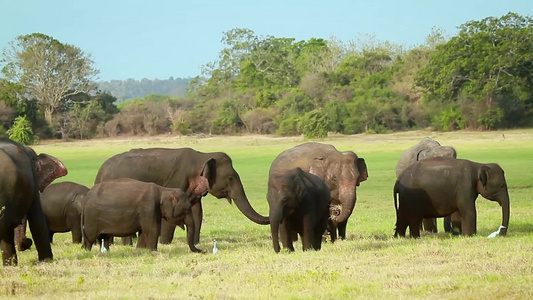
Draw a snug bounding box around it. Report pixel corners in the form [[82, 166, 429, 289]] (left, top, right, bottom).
[[393, 180, 400, 233], [393, 180, 400, 213]]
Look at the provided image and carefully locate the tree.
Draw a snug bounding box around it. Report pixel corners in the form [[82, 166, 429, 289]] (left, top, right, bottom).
[[1, 33, 99, 124], [7, 115, 34, 145], [415, 13, 533, 129]]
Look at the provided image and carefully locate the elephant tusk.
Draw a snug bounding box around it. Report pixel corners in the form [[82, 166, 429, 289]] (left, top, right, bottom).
[[487, 225, 506, 238]]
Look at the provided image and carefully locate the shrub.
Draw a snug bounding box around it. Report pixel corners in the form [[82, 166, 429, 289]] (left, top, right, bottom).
[[7, 115, 34, 145]]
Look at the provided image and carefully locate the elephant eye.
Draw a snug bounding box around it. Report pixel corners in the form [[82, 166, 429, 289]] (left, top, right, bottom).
[[331, 175, 337, 182]]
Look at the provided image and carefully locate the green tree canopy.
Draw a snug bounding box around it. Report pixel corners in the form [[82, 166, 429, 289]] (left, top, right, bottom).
[[1, 33, 99, 124]]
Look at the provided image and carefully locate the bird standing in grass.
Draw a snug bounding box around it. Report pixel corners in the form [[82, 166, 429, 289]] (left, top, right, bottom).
[[213, 239, 219, 254], [100, 239, 108, 253]]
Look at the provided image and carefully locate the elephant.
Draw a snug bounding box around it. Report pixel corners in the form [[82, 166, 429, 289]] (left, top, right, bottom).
[[0, 138, 67, 266], [94, 147, 269, 246], [268, 167, 331, 253], [395, 137, 458, 233], [269, 142, 368, 242], [393, 158, 510, 238], [82, 178, 202, 253], [40, 181, 89, 244]]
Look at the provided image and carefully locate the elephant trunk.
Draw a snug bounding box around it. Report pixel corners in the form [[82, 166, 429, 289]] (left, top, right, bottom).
[[231, 184, 270, 225], [269, 208, 282, 253], [333, 180, 357, 224], [499, 192, 510, 236], [184, 213, 202, 253]]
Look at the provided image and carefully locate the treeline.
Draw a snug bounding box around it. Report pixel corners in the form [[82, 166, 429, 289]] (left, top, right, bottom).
[[111, 12, 532, 138], [97, 77, 191, 104], [1, 13, 532, 143]]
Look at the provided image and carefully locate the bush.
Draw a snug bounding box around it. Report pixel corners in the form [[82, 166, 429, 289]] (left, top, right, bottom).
[[7, 115, 34, 145], [298, 109, 329, 138]]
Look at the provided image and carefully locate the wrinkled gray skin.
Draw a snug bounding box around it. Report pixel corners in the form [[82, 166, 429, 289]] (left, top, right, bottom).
[[94, 148, 269, 246], [268, 168, 331, 253], [82, 178, 201, 253], [0, 138, 67, 266], [394, 158, 510, 238], [40, 182, 89, 244], [269, 143, 368, 242], [395, 137, 458, 233]]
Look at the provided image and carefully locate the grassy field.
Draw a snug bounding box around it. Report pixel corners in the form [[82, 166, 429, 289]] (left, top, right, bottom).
[[1, 130, 532, 299]]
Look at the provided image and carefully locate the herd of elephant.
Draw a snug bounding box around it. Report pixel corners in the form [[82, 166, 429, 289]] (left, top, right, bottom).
[[0, 136, 509, 266]]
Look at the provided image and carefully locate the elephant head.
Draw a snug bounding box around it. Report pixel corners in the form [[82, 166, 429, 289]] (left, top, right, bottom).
[[24, 147, 68, 192], [417, 146, 457, 160], [160, 189, 190, 227], [198, 154, 270, 225], [309, 151, 366, 224], [268, 168, 306, 253], [160, 188, 202, 252], [396, 137, 456, 178], [476, 164, 510, 236]]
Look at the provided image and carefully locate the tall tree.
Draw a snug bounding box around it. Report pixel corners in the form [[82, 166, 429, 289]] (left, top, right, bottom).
[[415, 13, 533, 128], [1, 33, 99, 124]]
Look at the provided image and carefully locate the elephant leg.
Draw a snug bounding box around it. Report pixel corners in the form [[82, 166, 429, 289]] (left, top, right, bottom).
[[337, 220, 348, 240], [159, 219, 176, 244], [451, 212, 462, 235], [192, 201, 203, 245], [408, 218, 421, 238], [137, 231, 146, 248], [71, 226, 82, 244], [327, 220, 338, 243], [121, 235, 134, 246], [422, 218, 438, 233], [14, 220, 32, 251], [50, 232, 54, 244], [1, 229, 18, 266], [460, 207, 477, 236], [26, 197, 53, 261], [443, 215, 453, 233], [313, 219, 328, 251], [279, 222, 294, 252], [394, 215, 408, 237], [82, 229, 93, 251], [301, 216, 314, 251]]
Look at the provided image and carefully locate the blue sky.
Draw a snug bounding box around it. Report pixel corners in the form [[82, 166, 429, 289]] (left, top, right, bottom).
[[2, 1, 532, 81]]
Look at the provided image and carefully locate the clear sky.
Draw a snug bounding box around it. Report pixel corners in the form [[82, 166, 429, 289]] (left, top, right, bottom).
[[2, 1, 532, 81]]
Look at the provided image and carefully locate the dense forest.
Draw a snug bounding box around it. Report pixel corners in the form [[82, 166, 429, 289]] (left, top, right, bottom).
[[97, 77, 190, 103], [1, 12, 532, 143]]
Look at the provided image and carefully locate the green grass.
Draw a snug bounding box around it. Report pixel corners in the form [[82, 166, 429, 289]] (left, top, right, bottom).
[[1, 130, 532, 299]]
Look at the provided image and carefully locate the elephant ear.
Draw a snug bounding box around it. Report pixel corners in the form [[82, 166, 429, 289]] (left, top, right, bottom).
[[293, 169, 307, 203], [478, 165, 490, 189], [357, 158, 368, 185], [191, 158, 216, 196], [35, 153, 68, 192], [309, 156, 325, 178]]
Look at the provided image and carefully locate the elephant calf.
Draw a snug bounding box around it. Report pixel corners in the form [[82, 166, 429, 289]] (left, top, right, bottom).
[[268, 167, 331, 253], [82, 178, 202, 253], [394, 158, 510, 238], [40, 181, 89, 244]]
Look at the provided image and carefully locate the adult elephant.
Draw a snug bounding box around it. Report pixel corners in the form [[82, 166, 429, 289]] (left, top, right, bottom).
[[83, 178, 200, 253], [95, 147, 269, 245], [40, 181, 89, 244], [268, 167, 330, 253], [395, 137, 457, 233], [394, 158, 509, 238], [0, 138, 67, 266], [269, 142, 368, 242]]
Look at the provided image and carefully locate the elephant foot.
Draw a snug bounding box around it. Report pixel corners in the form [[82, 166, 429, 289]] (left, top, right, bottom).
[[18, 238, 33, 252]]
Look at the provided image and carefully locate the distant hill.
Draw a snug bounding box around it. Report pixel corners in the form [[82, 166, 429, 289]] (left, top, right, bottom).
[[97, 77, 192, 103]]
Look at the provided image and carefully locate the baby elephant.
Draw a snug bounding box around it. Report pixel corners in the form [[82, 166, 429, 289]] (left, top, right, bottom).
[[394, 158, 510, 238], [82, 178, 202, 253], [40, 181, 89, 243], [267, 167, 331, 252]]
